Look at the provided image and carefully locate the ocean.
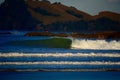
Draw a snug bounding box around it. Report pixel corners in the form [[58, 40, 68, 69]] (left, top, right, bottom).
[[0, 31, 120, 80]]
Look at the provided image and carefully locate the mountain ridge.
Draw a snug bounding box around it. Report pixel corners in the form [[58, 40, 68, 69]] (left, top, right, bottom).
[[93, 11, 120, 22], [26, 0, 92, 24]]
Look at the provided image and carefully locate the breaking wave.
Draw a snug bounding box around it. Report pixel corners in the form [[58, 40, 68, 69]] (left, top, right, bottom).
[[71, 39, 120, 50]]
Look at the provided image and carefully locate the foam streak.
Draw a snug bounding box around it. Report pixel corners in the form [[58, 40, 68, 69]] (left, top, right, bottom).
[[0, 61, 120, 65], [0, 53, 120, 57]]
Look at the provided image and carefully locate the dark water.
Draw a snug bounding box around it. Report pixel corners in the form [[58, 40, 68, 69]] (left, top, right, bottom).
[[0, 72, 120, 80]]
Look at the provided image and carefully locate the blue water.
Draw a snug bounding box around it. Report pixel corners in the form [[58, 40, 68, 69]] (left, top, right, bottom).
[[0, 31, 120, 80], [0, 31, 120, 70]]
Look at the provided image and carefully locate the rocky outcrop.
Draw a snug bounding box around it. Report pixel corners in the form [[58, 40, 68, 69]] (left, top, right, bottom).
[[25, 32, 69, 37], [25, 31, 120, 39]]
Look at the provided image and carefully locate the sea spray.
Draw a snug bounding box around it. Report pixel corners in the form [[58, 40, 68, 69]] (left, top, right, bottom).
[[71, 38, 120, 50]]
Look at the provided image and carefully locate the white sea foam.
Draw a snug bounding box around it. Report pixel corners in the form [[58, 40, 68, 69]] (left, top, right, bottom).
[[0, 53, 120, 57], [71, 39, 120, 50], [0, 61, 120, 65]]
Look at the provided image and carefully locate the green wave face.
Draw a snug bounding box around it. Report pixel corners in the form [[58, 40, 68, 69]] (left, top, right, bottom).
[[8, 38, 72, 49]]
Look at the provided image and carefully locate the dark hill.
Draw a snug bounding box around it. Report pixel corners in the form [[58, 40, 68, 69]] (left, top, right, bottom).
[[0, 0, 39, 30], [26, 0, 91, 25], [93, 11, 120, 22], [0, 0, 120, 31]]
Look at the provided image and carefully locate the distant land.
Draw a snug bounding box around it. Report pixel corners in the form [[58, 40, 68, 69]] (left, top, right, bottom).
[[0, 0, 120, 32]]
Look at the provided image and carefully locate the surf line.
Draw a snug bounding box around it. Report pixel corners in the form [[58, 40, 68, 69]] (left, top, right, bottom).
[[0, 61, 120, 65], [0, 53, 120, 57]]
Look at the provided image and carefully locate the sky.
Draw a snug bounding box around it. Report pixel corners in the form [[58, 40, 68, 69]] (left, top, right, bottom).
[[0, 0, 120, 15]]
